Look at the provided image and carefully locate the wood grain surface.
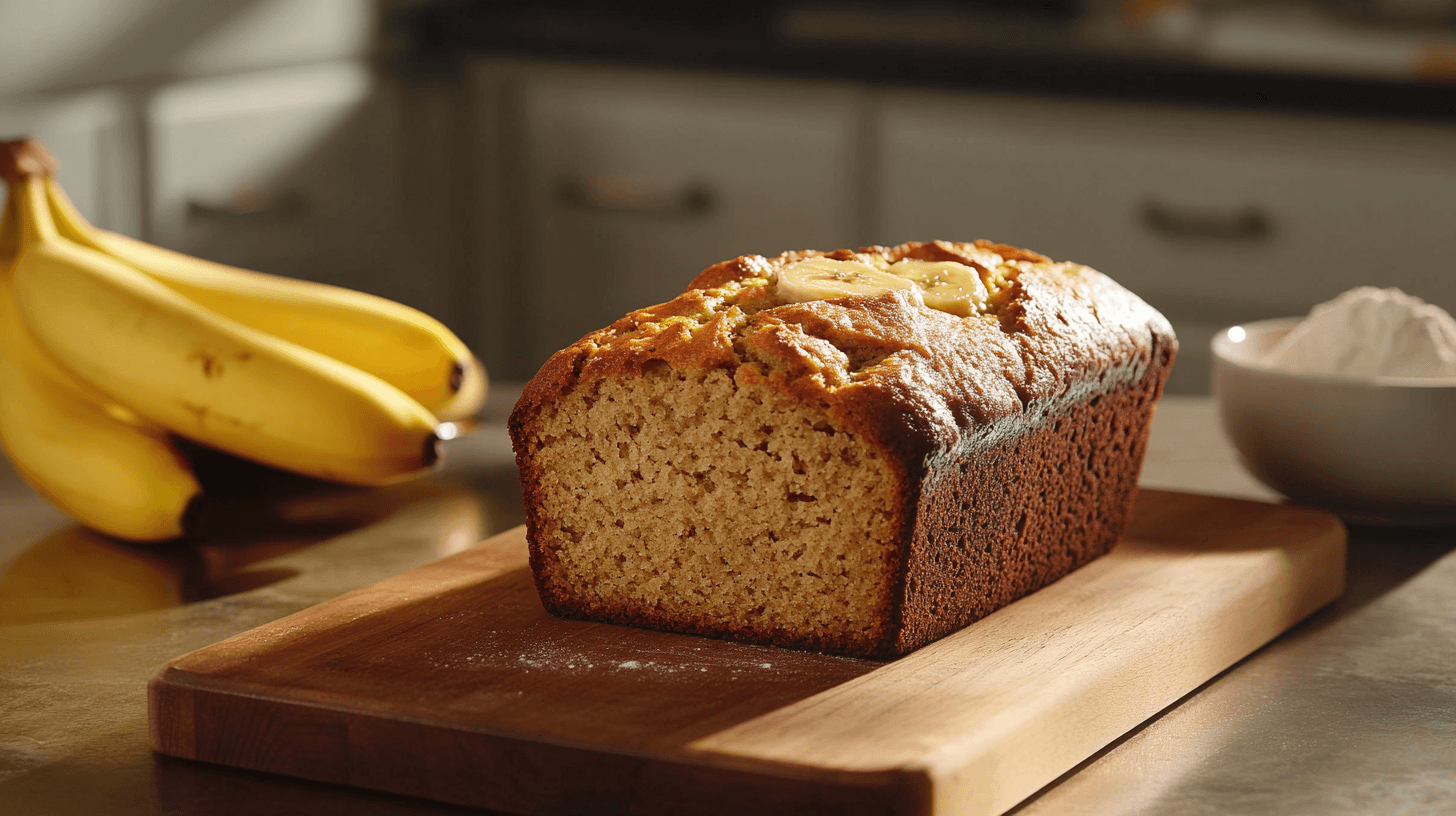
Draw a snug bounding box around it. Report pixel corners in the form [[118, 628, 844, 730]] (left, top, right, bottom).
[[150, 489, 1346, 816]]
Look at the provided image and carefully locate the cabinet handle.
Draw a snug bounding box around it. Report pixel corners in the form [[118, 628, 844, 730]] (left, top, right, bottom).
[[186, 189, 307, 223], [557, 177, 715, 217], [1140, 199, 1273, 241]]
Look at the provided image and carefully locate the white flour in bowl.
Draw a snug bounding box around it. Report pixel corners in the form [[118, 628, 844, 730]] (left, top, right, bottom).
[[1266, 287, 1456, 379]]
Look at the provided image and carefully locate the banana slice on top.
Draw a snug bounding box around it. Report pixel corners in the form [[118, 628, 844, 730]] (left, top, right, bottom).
[[776, 258, 914, 304], [886, 260, 988, 317], [775, 255, 991, 318]]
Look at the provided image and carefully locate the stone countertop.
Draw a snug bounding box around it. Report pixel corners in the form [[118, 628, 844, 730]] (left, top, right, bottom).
[[0, 392, 1453, 814]]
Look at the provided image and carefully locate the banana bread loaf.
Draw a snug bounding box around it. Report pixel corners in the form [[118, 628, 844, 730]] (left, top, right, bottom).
[[509, 240, 1176, 659]]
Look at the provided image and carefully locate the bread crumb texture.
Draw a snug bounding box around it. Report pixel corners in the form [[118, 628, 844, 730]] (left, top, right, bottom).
[[530, 369, 899, 651], [511, 240, 1177, 658]]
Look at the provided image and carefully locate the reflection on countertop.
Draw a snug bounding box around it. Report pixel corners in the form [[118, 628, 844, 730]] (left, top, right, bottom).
[[0, 382, 526, 629]]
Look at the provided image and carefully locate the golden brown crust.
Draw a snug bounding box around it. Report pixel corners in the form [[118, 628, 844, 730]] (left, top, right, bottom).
[[510, 240, 1177, 658], [514, 239, 1165, 433]]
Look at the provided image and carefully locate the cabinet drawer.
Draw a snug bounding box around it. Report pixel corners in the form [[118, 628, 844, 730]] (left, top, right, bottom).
[[877, 91, 1456, 393], [148, 62, 450, 318], [513, 65, 862, 367]]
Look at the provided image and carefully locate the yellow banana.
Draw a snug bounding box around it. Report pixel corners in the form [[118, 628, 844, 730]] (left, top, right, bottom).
[[45, 178, 486, 420], [0, 184, 200, 541], [8, 171, 442, 486]]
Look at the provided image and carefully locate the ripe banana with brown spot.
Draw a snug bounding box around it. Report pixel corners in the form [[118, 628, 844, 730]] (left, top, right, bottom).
[[44, 178, 486, 420], [0, 184, 200, 541], [7, 169, 442, 486]]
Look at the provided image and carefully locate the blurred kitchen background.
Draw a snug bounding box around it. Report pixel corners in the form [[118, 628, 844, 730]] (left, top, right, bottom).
[[2, 0, 1455, 395]]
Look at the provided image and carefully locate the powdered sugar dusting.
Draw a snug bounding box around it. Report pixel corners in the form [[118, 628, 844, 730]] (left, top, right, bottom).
[[420, 626, 853, 680], [409, 603, 869, 682]]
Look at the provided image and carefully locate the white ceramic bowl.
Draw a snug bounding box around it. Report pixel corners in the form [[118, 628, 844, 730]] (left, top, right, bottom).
[[1212, 317, 1456, 525]]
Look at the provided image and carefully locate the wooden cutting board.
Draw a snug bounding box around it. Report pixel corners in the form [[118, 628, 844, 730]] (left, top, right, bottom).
[[150, 489, 1345, 816]]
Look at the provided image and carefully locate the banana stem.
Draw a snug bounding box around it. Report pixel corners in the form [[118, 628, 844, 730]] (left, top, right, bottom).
[[0, 184, 18, 263], [13, 175, 61, 248], [44, 178, 105, 251], [2, 139, 62, 250], [0, 138, 59, 185]]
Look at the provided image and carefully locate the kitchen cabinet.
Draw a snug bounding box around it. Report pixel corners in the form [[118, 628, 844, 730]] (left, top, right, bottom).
[[474, 60, 1456, 392], [477, 62, 865, 373], [148, 60, 459, 329], [150, 61, 377, 272], [0, 2, 467, 329], [0, 0, 376, 97], [876, 89, 1456, 394]]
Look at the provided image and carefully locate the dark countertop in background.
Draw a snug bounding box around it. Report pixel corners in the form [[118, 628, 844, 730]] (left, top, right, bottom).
[[408, 0, 1456, 121]]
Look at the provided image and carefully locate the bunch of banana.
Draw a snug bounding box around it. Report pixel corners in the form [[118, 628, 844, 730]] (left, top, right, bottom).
[[0, 137, 486, 541]]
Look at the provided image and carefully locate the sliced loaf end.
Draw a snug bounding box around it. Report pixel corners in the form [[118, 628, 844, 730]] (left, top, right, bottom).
[[524, 366, 905, 655]]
